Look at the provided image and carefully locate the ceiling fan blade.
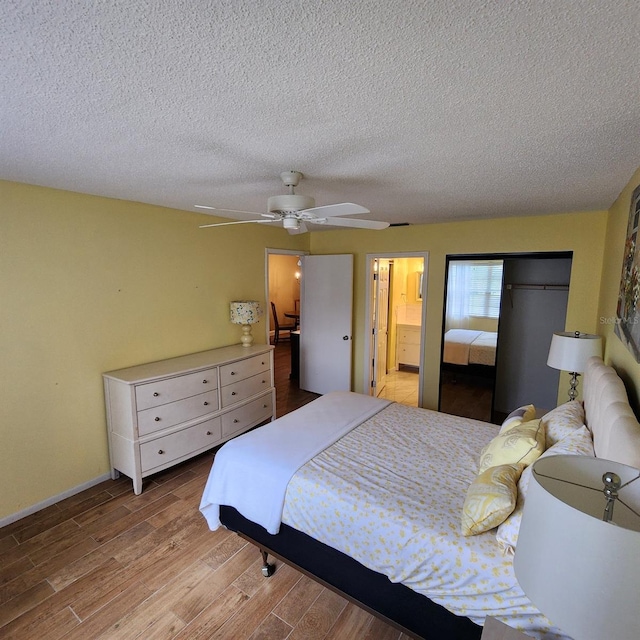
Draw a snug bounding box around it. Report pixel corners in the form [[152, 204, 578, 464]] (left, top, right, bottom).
[[199, 219, 279, 229], [195, 205, 266, 221], [302, 203, 370, 217], [316, 217, 390, 230]]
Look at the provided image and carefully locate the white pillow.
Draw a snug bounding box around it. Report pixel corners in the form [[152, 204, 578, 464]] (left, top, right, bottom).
[[541, 400, 585, 447], [496, 425, 595, 553]]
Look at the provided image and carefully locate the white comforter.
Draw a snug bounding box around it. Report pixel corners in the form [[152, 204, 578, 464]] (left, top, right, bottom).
[[282, 402, 568, 640], [200, 394, 568, 639], [199, 391, 390, 534]]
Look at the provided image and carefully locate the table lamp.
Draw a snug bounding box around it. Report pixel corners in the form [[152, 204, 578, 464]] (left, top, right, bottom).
[[230, 301, 263, 347], [547, 332, 603, 401], [514, 454, 640, 640]]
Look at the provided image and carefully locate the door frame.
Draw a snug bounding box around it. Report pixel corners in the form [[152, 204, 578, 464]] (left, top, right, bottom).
[[363, 251, 429, 406], [265, 248, 309, 344]]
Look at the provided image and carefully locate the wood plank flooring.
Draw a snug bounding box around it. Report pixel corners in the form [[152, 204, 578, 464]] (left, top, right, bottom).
[[0, 343, 412, 640]]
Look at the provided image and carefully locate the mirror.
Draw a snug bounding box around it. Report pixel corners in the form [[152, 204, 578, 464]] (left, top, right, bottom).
[[416, 271, 424, 301], [439, 258, 503, 423]]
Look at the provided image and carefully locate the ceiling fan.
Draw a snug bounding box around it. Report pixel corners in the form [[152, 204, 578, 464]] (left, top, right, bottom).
[[196, 170, 390, 234]]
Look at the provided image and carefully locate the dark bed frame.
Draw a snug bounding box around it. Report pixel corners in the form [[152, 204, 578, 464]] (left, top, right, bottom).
[[220, 505, 482, 640]]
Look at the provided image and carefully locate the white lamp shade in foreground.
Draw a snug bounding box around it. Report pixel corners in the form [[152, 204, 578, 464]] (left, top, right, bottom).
[[514, 455, 640, 640]]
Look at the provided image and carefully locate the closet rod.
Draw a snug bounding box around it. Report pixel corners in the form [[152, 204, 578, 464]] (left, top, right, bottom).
[[505, 283, 569, 291]]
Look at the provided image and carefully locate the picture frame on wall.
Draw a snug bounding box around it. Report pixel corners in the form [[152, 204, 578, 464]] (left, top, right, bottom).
[[615, 183, 640, 361]]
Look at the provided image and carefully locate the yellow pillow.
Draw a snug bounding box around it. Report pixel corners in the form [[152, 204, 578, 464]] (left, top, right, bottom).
[[478, 419, 545, 475], [499, 404, 537, 433], [461, 464, 525, 536]]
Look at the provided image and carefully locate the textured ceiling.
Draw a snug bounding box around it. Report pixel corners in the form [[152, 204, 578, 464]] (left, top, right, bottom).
[[2, 1, 640, 226]]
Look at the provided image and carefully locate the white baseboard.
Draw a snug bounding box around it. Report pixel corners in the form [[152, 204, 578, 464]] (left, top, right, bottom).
[[0, 472, 112, 529]]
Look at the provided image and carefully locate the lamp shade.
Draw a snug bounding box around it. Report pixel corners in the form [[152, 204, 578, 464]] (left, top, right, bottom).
[[514, 455, 640, 640], [229, 301, 262, 325], [547, 331, 602, 373]]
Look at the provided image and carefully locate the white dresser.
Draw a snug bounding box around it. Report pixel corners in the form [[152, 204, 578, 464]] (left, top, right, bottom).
[[103, 344, 275, 494], [396, 324, 421, 367]]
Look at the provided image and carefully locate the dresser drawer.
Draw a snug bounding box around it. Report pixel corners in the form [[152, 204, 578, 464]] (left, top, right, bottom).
[[398, 327, 421, 345], [140, 417, 222, 472], [135, 367, 218, 410], [221, 394, 273, 439], [221, 371, 271, 407], [220, 354, 270, 386], [398, 343, 420, 366], [137, 390, 218, 436]]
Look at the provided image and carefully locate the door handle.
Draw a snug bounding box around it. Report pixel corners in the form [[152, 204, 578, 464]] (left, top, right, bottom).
[[343, 335, 349, 340]]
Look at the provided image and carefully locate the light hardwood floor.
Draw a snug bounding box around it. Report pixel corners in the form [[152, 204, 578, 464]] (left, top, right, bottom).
[[0, 343, 412, 640]]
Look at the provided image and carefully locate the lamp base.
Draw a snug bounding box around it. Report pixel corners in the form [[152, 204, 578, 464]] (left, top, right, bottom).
[[568, 372, 580, 401], [240, 324, 254, 348]]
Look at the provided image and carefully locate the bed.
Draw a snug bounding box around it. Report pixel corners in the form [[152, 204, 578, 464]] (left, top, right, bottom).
[[200, 356, 640, 639], [443, 329, 498, 366]]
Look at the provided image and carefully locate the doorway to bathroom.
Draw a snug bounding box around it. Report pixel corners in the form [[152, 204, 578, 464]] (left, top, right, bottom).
[[364, 252, 428, 407]]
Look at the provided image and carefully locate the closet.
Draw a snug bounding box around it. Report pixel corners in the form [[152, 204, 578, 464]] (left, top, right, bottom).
[[494, 256, 572, 415], [439, 252, 572, 423]]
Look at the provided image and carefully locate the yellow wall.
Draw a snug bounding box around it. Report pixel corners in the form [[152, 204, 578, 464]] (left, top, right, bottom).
[[5, 167, 640, 522], [0, 180, 309, 520], [310, 210, 608, 409], [598, 167, 640, 408]]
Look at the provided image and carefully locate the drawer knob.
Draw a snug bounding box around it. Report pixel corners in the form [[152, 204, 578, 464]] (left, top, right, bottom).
[[263, 404, 268, 408], [154, 417, 160, 422], [230, 371, 236, 375], [231, 391, 236, 396], [262, 380, 266, 384], [206, 430, 212, 435], [202, 379, 208, 384], [153, 392, 159, 397], [158, 449, 164, 454], [233, 418, 239, 423], [204, 401, 209, 406]]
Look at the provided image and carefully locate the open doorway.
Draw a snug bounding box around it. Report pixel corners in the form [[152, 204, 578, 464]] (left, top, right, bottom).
[[265, 249, 315, 415], [364, 252, 428, 407], [267, 252, 301, 346]]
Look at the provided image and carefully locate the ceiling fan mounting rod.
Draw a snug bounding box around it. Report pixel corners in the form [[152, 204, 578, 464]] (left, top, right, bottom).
[[281, 170, 302, 188]]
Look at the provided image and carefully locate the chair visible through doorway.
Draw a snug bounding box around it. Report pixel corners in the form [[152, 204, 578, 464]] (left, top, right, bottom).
[[271, 301, 297, 345]]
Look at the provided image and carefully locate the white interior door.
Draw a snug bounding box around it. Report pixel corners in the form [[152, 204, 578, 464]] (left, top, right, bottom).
[[374, 259, 390, 395], [300, 254, 353, 394]]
